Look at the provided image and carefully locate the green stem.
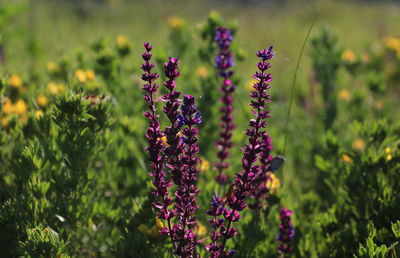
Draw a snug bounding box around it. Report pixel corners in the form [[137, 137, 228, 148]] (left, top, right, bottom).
[[283, 6, 321, 156]]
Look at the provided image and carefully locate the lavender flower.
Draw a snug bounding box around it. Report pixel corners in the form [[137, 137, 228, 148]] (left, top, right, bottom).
[[277, 206, 295, 254], [172, 94, 202, 257], [214, 26, 236, 185], [218, 46, 275, 255], [140, 42, 175, 248]]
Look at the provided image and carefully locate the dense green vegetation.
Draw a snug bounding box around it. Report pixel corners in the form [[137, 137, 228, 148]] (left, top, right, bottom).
[[1, 0, 399, 257]]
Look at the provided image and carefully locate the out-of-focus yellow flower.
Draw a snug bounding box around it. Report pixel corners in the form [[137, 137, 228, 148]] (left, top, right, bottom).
[[194, 222, 206, 237], [352, 138, 365, 151], [385, 147, 393, 161], [138, 224, 149, 234], [383, 37, 400, 51], [342, 49, 356, 63], [9, 74, 22, 88], [35, 110, 44, 120], [75, 69, 87, 83], [266, 172, 280, 194], [338, 89, 350, 101], [36, 95, 48, 108], [196, 66, 208, 78], [167, 16, 185, 29], [117, 35, 129, 47], [200, 157, 210, 172], [2, 99, 14, 114], [156, 218, 164, 230], [86, 69, 95, 81], [46, 61, 59, 73], [361, 53, 370, 63], [342, 154, 353, 164], [246, 78, 258, 92], [14, 99, 27, 116], [148, 225, 160, 237], [48, 82, 59, 95], [1, 116, 8, 128]]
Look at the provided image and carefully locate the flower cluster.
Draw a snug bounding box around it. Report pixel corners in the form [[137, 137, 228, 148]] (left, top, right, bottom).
[[141, 43, 202, 257], [171, 94, 201, 256], [162, 57, 185, 186], [205, 192, 236, 257], [206, 46, 275, 256], [140, 42, 174, 244], [214, 26, 236, 185], [248, 132, 273, 211], [277, 206, 295, 254]]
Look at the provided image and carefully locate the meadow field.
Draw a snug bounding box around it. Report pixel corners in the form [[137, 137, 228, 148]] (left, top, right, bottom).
[[1, 0, 400, 257]]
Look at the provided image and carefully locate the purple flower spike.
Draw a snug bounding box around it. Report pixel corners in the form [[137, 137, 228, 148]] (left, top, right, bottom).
[[214, 26, 236, 185], [162, 56, 185, 187], [218, 47, 275, 255], [277, 206, 295, 254], [248, 132, 273, 211], [140, 42, 175, 247], [173, 94, 201, 257]]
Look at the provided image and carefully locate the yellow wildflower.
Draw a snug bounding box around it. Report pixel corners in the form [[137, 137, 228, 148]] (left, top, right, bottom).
[[194, 222, 206, 237], [383, 37, 400, 51], [196, 66, 208, 78], [338, 89, 350, 101], [8, 74, 22, 88], [342, 154, 353, 164], [14, 99, 28, 116], [352, 138, 365, 151], [138, 224, 149, 234], [117, 35, 129, 47], [266, 172, 280, 194], [46, 61, 59, 73], [1, 116, 8, 128], [167, 16, 185, 29], [342, 49, 356, 63], [35, 110, 44, 120], [75, 69, 87, 83], [200, 157, 210, 172], [148, 225, 159, 237], [86, 69, 95, 81], [156, 218, 164, 230], [246, 78, 258, 92], [36, 95, 48, 108], [2, 99, 14, 114], [47, 82, 59, 95], [385, 147, 392, 161]]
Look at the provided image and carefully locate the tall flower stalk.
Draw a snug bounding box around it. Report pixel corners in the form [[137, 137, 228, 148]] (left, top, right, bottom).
[[140, 42, 175, 249], [162, 57, 185, 186], [214, 46, 275, 256], [171, 94, 202, 257], [214, 26, 236, 186]]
